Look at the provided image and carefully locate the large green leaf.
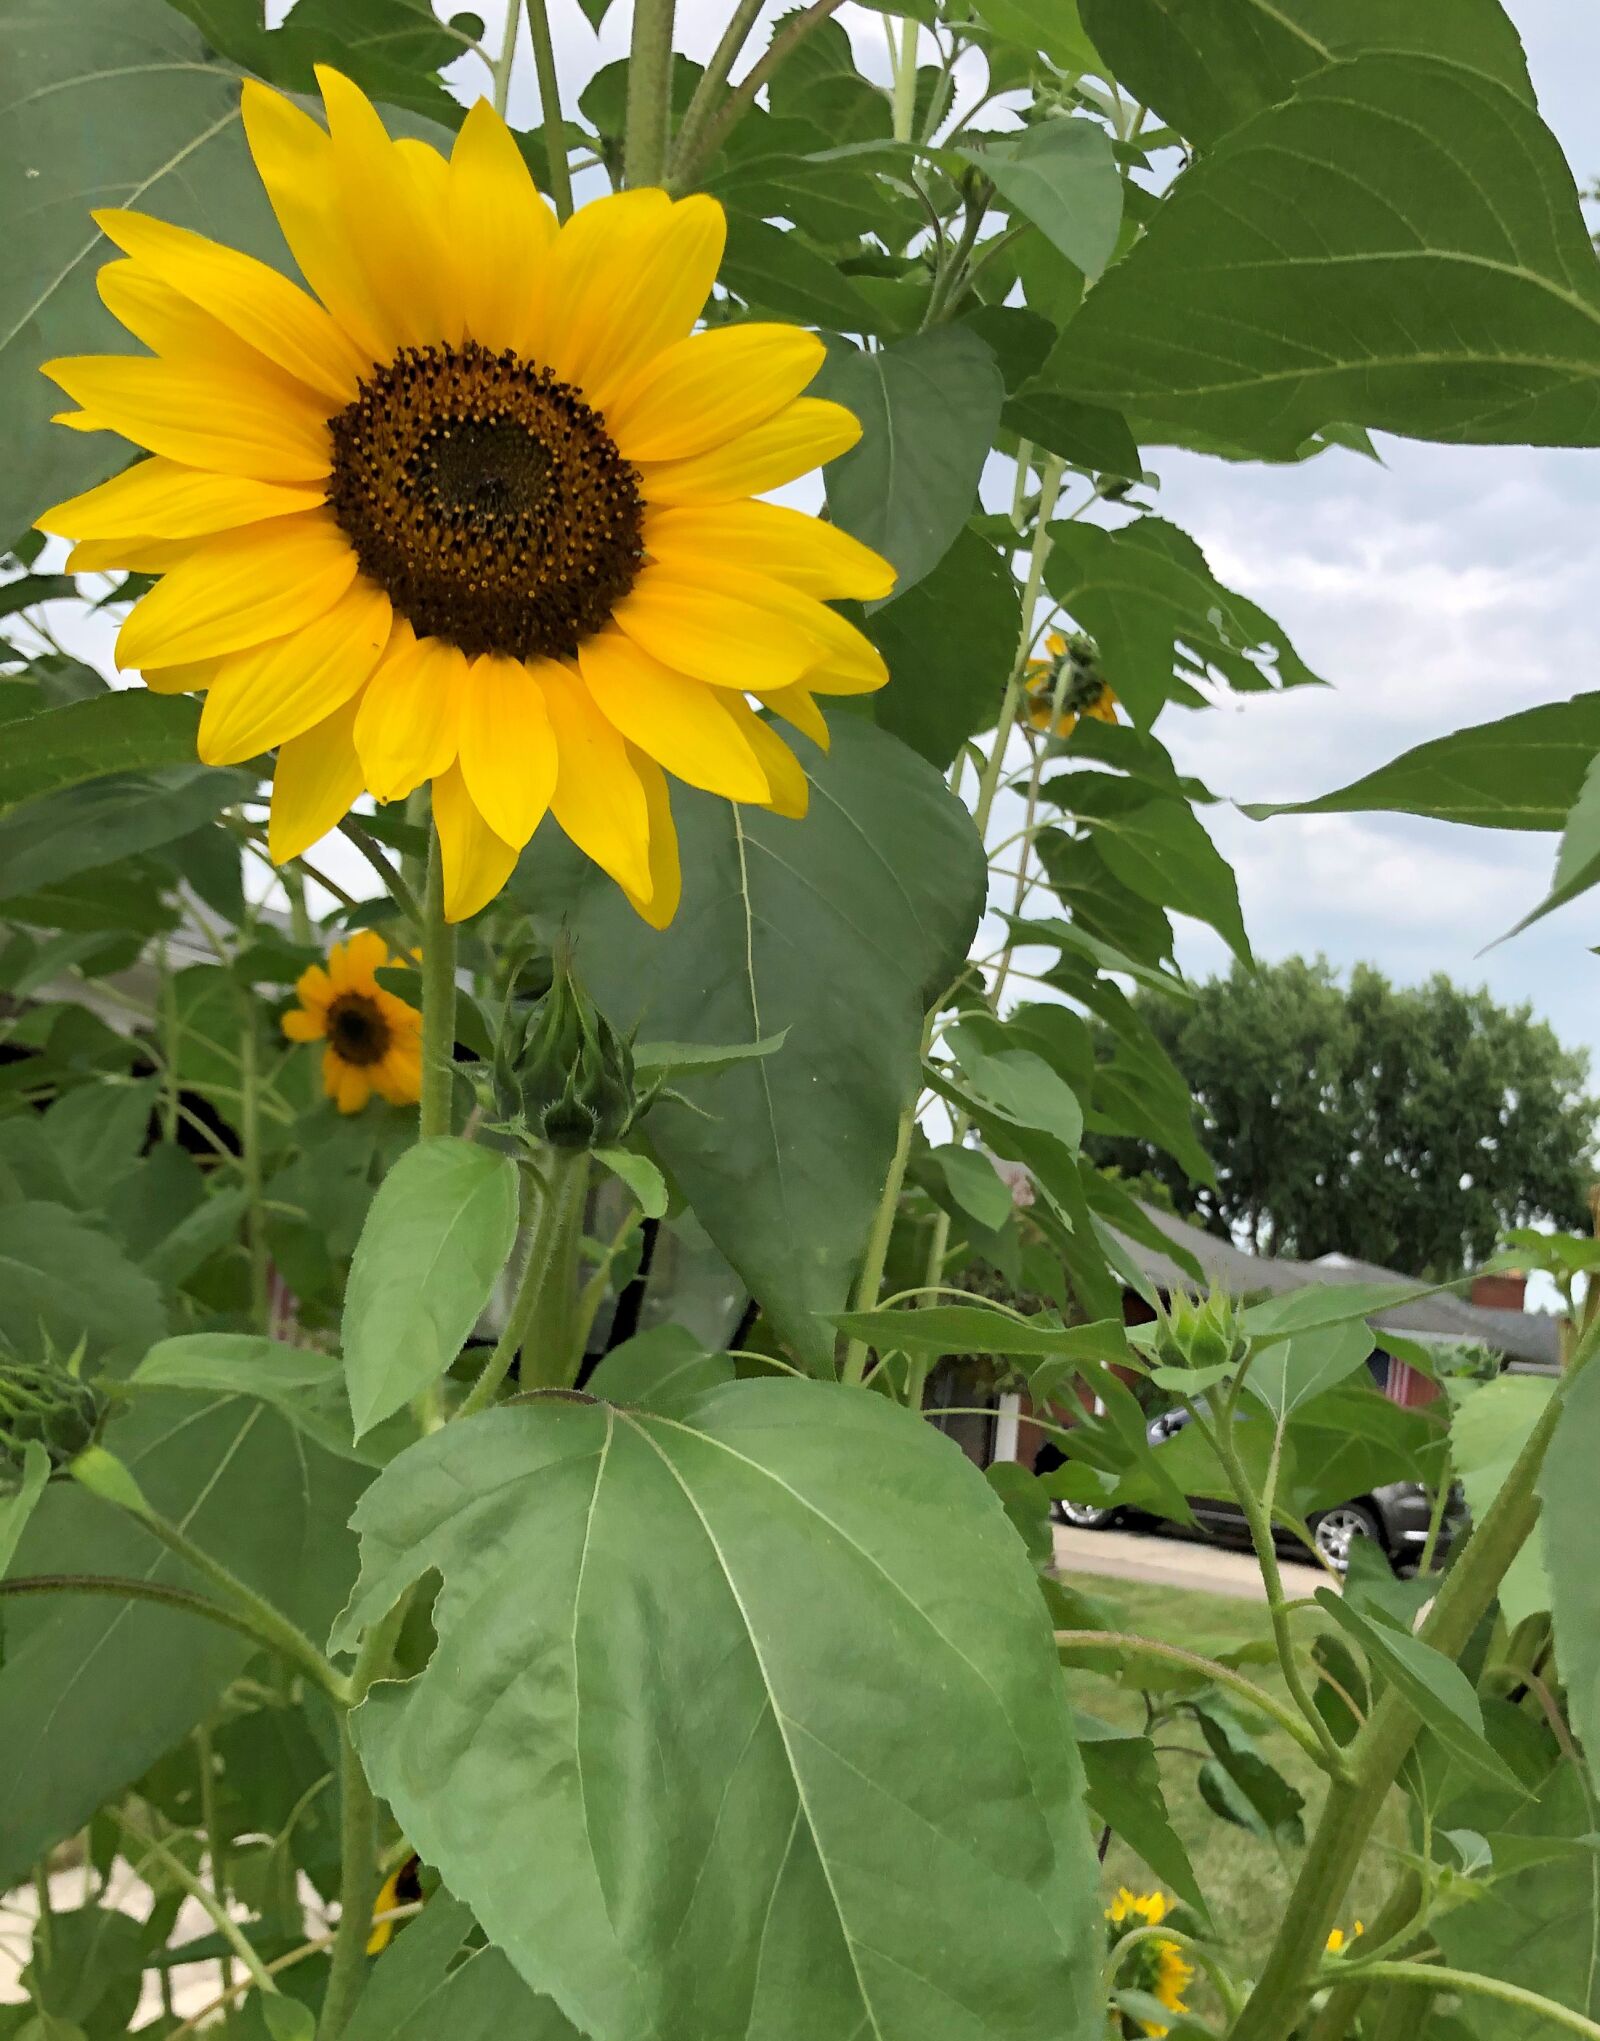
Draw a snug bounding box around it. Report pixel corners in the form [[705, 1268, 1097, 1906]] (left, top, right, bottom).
[[0, 1201, 167, 1374], [344, 1895, 582, 2041], [868, 527, 1020, 769], [1078, 0, 1532, 150], [1540, 1359, 1600, 1792], [1242, 1320, 1376, 1423], [1075, 1719, 1205, 1914], [1055, 54, 1600, 458], [1248, 694, 1600, 830], [1042, 516, 1322, 723], [816, 329, 1006, 593], [0, 766, 254, 903], [336, 1381, 1103, 2041], [342, 1138, 520, 1436], [720, 216, 881, 334], [1049, 777, 1251, 962], [959, 120, 1123, 281], [514, 721, 985, 1371], [970, 0, 1101, 72], [0, 1387, 366, 1888], [1502, 753, 1600, 937], [0, 693, 204, 816], [1452, 1374, 1553, 1629]]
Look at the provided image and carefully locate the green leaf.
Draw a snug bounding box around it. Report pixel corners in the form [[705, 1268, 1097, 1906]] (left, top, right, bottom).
[[719, 216, 879, 333], [345, 1895, 584, 2041], [924, 1143, 1015, 1232], [1315, 1590, 1523, 1789], [1054, 779, 1251, 961], [335, 1382, 1103, 2041], [133, 1335, 377, 1464], [0, 1387, 365, 1888], [582, 1326, 734, 1415], [1055, 54, 1600, 457], [1078, 0, 1532, 150], [0, 1443, 49, 1580], [1452, 1374, 1553, 1628], [1043, 516, 1322, 723], [1242, 1320, 1377, 1422], [959, 119, 1122, 279], [1540, 1359, 1600, 1790], [261, 2000, 316, 2041], [0, 1202, 167, 1376], [948, 1025, 1085, 1150], [514, 721, 985, 1372], [829, 1304, 1126, 1360], [1247, 693, 1600, 830], [593, 1145, 668, 1219], [0, 765, 253, 904], [631, 1031, 788, 1075], [342, 1138, 520, 1437], [1075, 1720, 1206, 1914], [815, 329, 1006, 593], [1502, 753, 1600, 937], [1190, 1694, 1306, 1845], [970, 0, 1101, 71], [868, 526, 1020, 770], [1000, 390, 1141, 475], [1242, 1280, 1441, 1345], [0, 694, 203, 818], [19, 1905, 145, 2037]]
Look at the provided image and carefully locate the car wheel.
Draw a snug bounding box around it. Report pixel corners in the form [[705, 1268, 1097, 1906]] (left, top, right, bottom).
[[1312, 1502, 1384, 1572], [1056, 1499, 1118, 1531]]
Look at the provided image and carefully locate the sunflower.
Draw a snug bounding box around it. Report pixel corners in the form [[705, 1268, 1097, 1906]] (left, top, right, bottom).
[[1024, 630, 1119, 737], [1325, 1920, 1364, 1955], [367, 1850, 423, 1956], [37, 70, 893, 925], [283, 930, 423, 1114], [1104, 1889, 1193, 2038]]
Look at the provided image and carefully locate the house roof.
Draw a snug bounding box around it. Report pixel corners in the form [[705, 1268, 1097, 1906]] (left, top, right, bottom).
[[1105, 1200, 1563, 1371]]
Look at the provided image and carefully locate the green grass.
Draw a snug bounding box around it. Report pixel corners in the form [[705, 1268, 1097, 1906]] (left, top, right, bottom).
[[1062, 1575, 1406, 1998]]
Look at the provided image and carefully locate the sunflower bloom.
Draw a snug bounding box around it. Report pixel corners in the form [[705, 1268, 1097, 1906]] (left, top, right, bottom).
[[1024, 630, 1119, 737], [367, 1851, 422, 1955], [284, 931, 423, 1114], [37, 70, 893, 924], [1104, 1888, 1193, 2038], [1325, 1920, 1364, 1954]]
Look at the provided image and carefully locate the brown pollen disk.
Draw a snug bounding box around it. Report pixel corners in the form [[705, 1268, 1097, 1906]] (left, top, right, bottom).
[[327, 340, 645, 661], [325, 992, 391, 1069]]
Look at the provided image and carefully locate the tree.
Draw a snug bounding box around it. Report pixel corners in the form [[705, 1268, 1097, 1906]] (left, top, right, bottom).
[[1086, 957, 1598, 1277]]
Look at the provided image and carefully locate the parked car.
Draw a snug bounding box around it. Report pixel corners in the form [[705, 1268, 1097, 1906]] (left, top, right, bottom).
[[1039, 1407, 1464, 1573]]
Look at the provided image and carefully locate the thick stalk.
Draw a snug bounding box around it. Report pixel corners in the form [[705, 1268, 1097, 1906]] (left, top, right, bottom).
[[239, 1011, 269, 1334], [525, 0, 574, 219], [668, 0, 848, 190], [1301, 1870, 1423, 2041], [624, 0, 677, 187], [841, 1098, 917, 1386], [419, 822, 457, 1142], [315, 1719, 377, 2041], [458, 1148, 590, 1416], [890, 15, 918, 142], [1229, 1363, 1582, 2041], [972, 457, 1063, 839]]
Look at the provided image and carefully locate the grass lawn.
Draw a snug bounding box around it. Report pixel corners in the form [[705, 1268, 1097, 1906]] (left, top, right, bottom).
[[1061, 1574, 1407, 2003]]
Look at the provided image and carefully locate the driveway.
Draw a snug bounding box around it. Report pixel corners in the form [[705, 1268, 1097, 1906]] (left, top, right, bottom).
[[1052, 1521, 1326, 1602]]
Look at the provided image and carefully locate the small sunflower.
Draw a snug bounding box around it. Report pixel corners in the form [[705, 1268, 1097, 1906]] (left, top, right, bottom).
[[37, 70, 893, 925], [367, 1850, 423, 1956], [1325, 1920, 1364, 1954], [1024, 630, 1119, 737], [1105, 1888, 1193, 2038], [283, 930, 422, 1114]]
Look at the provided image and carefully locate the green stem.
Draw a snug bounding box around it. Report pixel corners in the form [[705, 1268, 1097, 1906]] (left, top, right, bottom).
[[0, 1570, 319, 1659], [240, 1011, 269, 1334], [113, 1811, 276, 1999], [841, 1096, 917, 1386], [419, 820, 457, 1142], [337, 820, 424, 932], [668, 0, 849, 191], [525, 0, 574, 219], [1418, 1455, 1452, 1575], [1321, 1962, 1600, 2040], [458, 1148, 590, 1417], [1053, 1630, 1331, 1768], [490, 0, 522, 117], [972, 457, 1064, 840], [672, 0, 767, 178], [890, 15, 918, 142], [1229, 1351, 1587, 2041], [32, 1863, 52, 1964], [1301, 1870, 1423, 2041], [196, 1720, 233, 1994], [315, 1718, 377, 2041], [159, 938, 179, 1143], [1112, 1923, 1245, 2023], [624, 0, 677, 187]]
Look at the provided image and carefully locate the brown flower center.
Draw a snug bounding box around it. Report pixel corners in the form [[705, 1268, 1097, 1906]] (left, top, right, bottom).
[[325, 991, 390, 1068], [327, 340, 645, 661]]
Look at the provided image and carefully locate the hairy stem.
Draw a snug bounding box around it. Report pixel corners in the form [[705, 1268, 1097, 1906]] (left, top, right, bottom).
[[671, 0, 767, 176], [669, 0, 849, 190], [525, 0, 574, 219], [841, 1097, 918, 1386], [196, 1720, 233, 1994], [239, 1011, 269, 1335], [419, 821, 457, 1144], [1053, 1631, 1331, 1767], [1324, 1962, 1600, 2040], [115, 1811, 276, 1998], [459, 1147, 591, 1416], [491, 0, 522, 116], [337, 820, 424, 931], [624, 0, 677, 187], [1301, 1870, 1423, 2041], [972, 456, 1064, 839], [315, 1719, 377, 2041]]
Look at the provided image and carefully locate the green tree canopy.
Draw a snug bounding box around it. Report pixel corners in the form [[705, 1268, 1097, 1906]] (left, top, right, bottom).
[[1087, 958, 1598, 1277]]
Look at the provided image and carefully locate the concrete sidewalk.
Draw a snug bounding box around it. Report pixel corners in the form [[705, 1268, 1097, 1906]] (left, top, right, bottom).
[[1053, 1522, 1326, 1602]]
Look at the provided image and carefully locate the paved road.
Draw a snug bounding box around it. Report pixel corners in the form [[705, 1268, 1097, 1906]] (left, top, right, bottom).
[[1053, 1521, 1326, 1602]]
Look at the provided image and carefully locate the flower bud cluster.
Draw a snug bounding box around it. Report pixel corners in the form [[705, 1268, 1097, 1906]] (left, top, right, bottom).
[[0, 1352, 107, 1491], [494, 948, 638, 1152]]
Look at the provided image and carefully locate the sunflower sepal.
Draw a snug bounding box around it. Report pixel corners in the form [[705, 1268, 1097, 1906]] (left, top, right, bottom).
[[494, 947, 640, 1155], [0, 1346, 111, 1493], [1148, 1286, 1247, 1382]]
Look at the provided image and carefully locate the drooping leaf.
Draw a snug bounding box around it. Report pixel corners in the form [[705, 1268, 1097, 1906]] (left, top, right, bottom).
[[959, 119, 1123, 280], [719, 215, 882, 334], [133, 1336, 376, 1464], [0, 1388, 366, 1888], [1050, 778, 1251, 962], [1189, 1694, 1306, 1845], [0, 1443, 49, 1580], [1540, 1359, 1600, 1791], [0, 766, 254, 903], [1055, 54, 1600, 458], [922, 1143, 1015, 1233], [816, 329, 1006, 593], [342, 1138, 521, 1436], [1247, 694, 1600, 830], [868, 526, 1020, 769], [337, 1381, 1104, 2041], [0, 694, 204, 817], [1075, 1719, 1206, 1914], [18, 1904, 146, 2038], [514, 721, 985, 1372], [1001, 389, 1142, 476], [1501, 753, 1600, 938]]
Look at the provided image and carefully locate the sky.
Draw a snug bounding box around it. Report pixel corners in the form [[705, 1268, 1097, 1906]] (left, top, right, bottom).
[[40, 0, 1600, 1074]]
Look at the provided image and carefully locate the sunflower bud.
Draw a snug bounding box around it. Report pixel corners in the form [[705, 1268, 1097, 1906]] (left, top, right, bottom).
[[1154, 1286, 1246, 1376], [0, 1352, 107, 1491], [495, 949, 636, 1152]]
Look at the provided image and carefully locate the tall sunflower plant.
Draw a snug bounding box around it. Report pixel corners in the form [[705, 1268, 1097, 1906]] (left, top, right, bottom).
[[2, 3, 1600, 2038]]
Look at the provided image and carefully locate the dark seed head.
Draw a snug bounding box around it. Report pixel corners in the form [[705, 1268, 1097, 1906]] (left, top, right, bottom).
[[326, 991, 391, 1068], [327, 340, 645, 661]]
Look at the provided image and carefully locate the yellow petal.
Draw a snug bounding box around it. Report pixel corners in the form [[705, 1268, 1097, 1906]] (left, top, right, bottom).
[[241, 80, 391, 365], [606, 325, 824, 463], [676, 560, 889, 695], [610, 562, 816, 691], [93, 208, 364, 405], [540, 193, 725, 410], [37, 459, 326, 542], [432, 760, 519, 921], [333, 929, 389, 987], [196, 580, 393, 763], [636, 398, 862, 506], [540, 661, 654, 903], [281, 1007, 326, 1042], [447, 97, 558, 356], [316, 66, 452, 351], [354, 627, 466, 803], [269, 690, 367, 861], [457, 653, 559, 849], [644, 501, 894, 601], [43, 353, 334, 483], [758, 683, 830, 750], [719, 698, 810, 819], [577, 627, 770, 802], [67, 536, 188, 573], [332, 1054, 372, 1114], [618, 746, 681, 929], [117, 515, 357, 670]]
